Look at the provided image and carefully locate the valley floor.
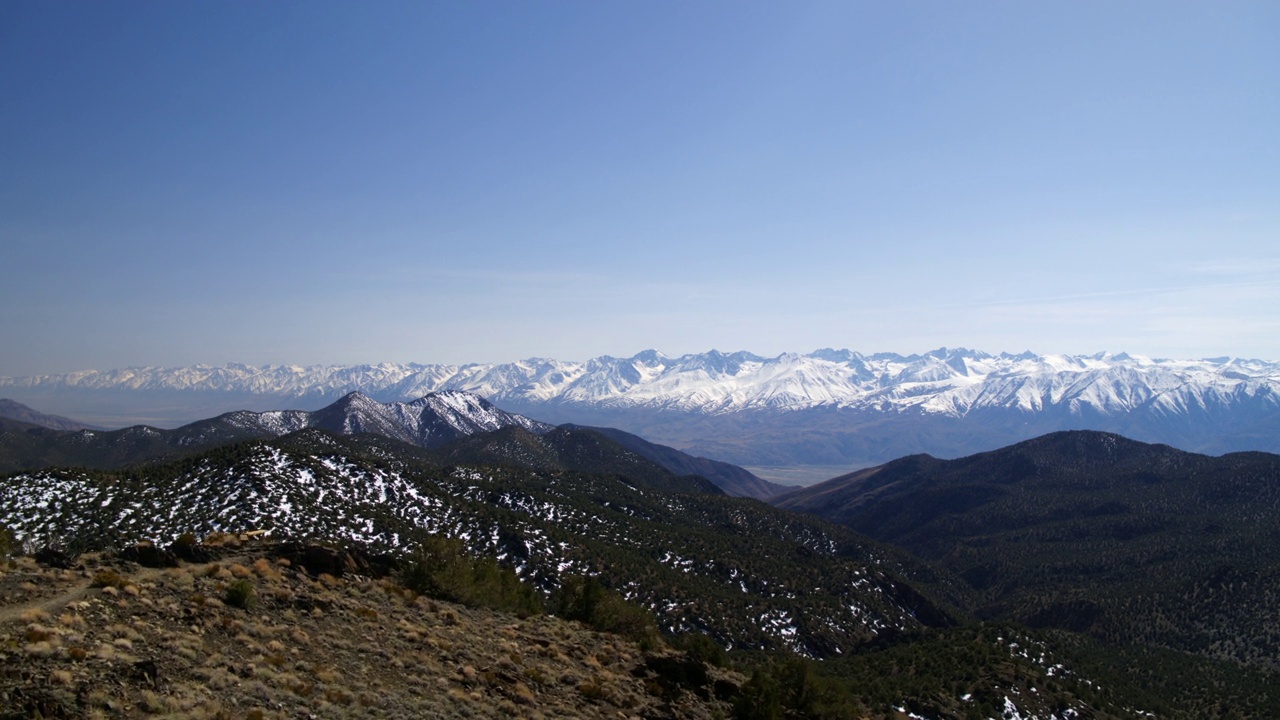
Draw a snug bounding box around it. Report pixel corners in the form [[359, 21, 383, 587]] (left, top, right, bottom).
[[741, 464, 872, 487]]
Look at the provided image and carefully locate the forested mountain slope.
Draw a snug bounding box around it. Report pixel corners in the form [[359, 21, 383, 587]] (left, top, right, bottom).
[[0, 429, 959, 658], [773, 430, 1280, 671]]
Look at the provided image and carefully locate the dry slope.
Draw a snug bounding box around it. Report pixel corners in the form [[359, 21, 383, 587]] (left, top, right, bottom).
[[0, 538, 742, 719]]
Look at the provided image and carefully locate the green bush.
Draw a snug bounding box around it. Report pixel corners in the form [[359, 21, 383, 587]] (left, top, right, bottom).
[[399, 536, 542, 617], [674, 631, 726, 667], [225, 578, 256, 609], [552, 575, 659, 646], [0, 525, 14, 559], [733, 669, 783, 720]]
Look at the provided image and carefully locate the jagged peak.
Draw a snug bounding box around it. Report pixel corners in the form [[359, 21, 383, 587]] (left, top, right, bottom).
[[420, 389, 497, 409], [425, 388, 481, 399], [5, 350, 1279, 430], [807, 348, 859, 363], [332, 390, 378, 407], [629, 349, 669, 363]]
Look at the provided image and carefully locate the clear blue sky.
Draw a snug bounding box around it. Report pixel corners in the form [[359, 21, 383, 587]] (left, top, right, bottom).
[[2, 1, 1277, 375]]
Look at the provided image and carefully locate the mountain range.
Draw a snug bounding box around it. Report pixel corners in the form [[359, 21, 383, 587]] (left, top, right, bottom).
[[6, 421, 1280, 715], [4, 348, 1278, 468], [0, 428, 955, 660], [5, 389, 1280, 715], [0, 391, 544, 475], [0, 393, 788, 498]]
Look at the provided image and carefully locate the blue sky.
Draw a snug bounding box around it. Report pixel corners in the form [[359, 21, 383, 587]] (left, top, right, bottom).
[[2, 1, 1278, 375]]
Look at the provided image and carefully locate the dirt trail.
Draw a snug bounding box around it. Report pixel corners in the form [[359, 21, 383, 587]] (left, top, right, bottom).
[[0, 564, 166, 625]]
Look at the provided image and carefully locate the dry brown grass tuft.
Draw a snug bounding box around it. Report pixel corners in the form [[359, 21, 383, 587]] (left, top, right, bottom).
[[578, 676, 609, 701], [24, 624, 57, 643], [57, 611, 84, 627], [24, 640, 57, 657], [91, 569, 128, 589], [19, 607, 51, 623], [252, 558, 282, 579], [324, 687, 355, 705], [203, 532, 237, 548]]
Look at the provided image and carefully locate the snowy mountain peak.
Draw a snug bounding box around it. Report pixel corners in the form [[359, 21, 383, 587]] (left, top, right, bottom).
[[4, 350, 1279, 425], [629, 349, 668, 364], [334, 390, 377, 406], [807, 348, 859, 364], [214, 390, 554, 449]]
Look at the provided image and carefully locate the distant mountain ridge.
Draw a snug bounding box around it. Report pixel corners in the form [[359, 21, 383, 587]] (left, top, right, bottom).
[[0, 390, 550, 475], [0, 398, 97, 431], [216, 389, 555, 446], [5, 348, 1278, 465], [5, 348, 1276, 416], [561, 423, 791, 499], [0, 391, 781, 498]]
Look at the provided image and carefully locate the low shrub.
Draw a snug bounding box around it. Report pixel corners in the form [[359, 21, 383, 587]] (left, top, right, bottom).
[[91, 569, 129, 589], [225, 579, 256, 609], [733, 669, 783, 720], [0, 525, 15, 559], [551, 575, 659, 646], [399, 536, 542, 617], [674, 631, 727, 667]]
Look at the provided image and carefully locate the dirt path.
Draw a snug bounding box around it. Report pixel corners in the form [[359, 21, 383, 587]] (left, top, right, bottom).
[[0, 564, 167, 625]]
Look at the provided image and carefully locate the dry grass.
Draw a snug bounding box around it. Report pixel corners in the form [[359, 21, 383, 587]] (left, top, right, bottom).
[[90, 569, 128, 589], [0, 542, 743, 719]]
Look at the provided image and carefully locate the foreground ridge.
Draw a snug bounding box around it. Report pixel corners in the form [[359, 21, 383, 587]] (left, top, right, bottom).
[[0, 537, 743, 719]]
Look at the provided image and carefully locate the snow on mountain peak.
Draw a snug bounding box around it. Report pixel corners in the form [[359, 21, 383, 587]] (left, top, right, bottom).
[[630, 349, 669, 363], [4, 351, 1279, 421]]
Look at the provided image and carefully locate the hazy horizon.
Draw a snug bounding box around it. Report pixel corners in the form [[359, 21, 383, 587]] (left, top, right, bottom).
[[4, 344, 1280, 379]]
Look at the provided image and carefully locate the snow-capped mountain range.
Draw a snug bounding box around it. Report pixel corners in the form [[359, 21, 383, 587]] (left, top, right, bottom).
[[212, 389, 554, 447], [4, 348, 1277, 417], [4, 348, 1279, 467]]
